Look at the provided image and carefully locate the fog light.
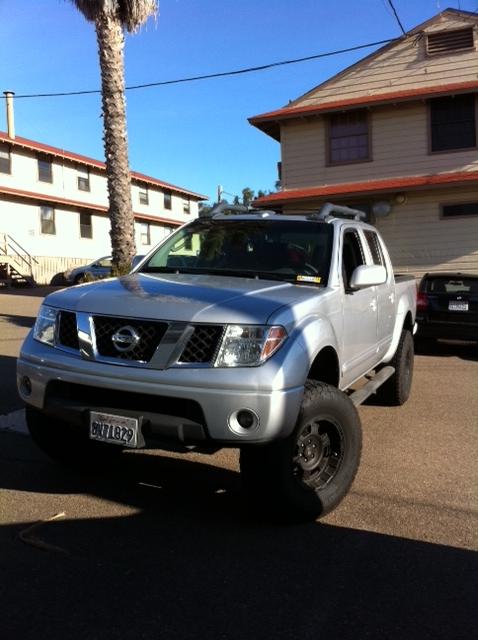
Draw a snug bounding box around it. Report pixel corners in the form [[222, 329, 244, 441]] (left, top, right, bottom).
[[237, 410, 255, 429], [21, 376, 32, 397]]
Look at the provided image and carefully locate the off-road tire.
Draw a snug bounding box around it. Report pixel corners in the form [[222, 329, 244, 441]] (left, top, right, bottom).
[[240, 381, 362, 522], [26, 406, 123, 469], [376, 329, 414, 406]]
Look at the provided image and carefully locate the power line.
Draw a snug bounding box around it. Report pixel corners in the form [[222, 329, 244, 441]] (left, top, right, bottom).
[[386, 0, 407, 35], [4, 37, 399, 100]]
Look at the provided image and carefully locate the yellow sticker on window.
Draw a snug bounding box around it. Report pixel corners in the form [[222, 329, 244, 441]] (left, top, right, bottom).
[[297, 275, 322, 284]]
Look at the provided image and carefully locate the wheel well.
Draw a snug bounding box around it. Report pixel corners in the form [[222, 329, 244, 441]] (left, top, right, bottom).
[[307, 347, 340, 387], [404, 311, 413, 332]]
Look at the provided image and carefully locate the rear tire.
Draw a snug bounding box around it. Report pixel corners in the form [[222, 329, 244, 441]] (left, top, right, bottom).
[[240, 381, 362, 522], [376, 329, 414, 406], [26, 406, 123, 469]]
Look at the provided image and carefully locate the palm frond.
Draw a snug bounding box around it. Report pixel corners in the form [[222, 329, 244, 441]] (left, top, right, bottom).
[[119, 0, 158, 32], [70, 0, 158, 29]]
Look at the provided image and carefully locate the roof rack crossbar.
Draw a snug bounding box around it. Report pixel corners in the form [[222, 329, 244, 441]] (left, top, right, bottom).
[[313, 202, 367, 222], [203, 202, 280, 219]]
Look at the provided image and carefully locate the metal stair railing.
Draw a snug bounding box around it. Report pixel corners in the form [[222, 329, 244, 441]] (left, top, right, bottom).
[[0, 233, 39, 280], [0, 232, 39, 282]]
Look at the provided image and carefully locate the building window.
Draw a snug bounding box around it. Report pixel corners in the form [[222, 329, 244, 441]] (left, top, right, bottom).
[[164, 190, 172, 210], [80, 212, 93, 238], [38, 155, 53, 183], [40, 206, 55, 235], [139, 187, 149, 205], [328, 110, 370, 165], [430, 94, 476, 152], [140, 222, 151, 245], [426, 28, 474, 56], [77, 167, 90, 192], [442, 203, 478, 218], [0, 144, 11, 173], [182, 197, 190, 214]]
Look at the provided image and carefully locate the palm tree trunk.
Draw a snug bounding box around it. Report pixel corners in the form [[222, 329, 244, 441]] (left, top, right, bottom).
[[95, 11, 136, 273]]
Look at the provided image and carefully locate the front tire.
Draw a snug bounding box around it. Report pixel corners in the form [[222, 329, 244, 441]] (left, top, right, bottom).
[[240, 381, 362, 521]]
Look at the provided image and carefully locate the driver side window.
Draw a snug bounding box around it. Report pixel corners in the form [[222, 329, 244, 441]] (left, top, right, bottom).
[[342, 230, 365, 290]]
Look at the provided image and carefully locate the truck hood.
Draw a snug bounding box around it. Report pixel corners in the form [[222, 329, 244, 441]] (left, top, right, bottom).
[[45, 273, 322, 324]]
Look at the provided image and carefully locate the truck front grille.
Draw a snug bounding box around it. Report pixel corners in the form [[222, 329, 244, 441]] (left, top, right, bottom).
[[179, 325, 224, 364], [93, 316, 168, 362], [57, 311, 79, 350]]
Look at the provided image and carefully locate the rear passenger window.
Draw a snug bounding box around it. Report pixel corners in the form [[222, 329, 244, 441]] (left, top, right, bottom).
[[364, 230, 386, 270], [342, 230, 365, 290]]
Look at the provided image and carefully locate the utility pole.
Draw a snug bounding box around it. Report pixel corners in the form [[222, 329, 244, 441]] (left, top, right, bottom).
[[217, 184, 223, 204]]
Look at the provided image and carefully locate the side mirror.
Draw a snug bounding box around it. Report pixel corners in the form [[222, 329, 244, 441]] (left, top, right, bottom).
[[350, 265, 387, 289]]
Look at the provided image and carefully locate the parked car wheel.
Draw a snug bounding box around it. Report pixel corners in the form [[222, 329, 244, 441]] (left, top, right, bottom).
[[240, 381, 362, 521], [376, 329, 414, 406], [26, 406, 123, 469], [73, 273, 85, 285]]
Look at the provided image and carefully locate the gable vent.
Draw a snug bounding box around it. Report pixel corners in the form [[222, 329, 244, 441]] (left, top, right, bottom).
[[426, 28, 474, 56]]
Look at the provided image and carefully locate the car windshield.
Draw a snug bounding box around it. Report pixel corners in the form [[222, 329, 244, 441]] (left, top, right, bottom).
[[140, 218, 334, 285], [426, 276, 478, 294]]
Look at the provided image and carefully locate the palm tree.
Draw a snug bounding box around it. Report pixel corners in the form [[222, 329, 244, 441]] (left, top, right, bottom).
[[70, 1, 158, 274]]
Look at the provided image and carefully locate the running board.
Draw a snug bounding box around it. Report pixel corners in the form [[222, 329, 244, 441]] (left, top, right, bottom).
[[349, 366, 395, 407]]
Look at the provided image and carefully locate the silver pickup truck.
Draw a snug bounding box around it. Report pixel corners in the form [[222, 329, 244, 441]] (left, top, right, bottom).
[[18, 204, 416, 520]]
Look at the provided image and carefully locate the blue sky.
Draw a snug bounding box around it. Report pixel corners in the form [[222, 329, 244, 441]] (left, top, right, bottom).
[[1, 0, 477, 202]]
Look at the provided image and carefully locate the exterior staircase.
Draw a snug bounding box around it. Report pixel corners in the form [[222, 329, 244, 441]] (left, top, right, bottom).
[[0, 233, 38, 288]]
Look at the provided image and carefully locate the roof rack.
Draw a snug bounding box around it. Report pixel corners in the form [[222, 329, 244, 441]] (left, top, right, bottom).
[[205, 202, 280, 219], [309, 202, 367, 222]]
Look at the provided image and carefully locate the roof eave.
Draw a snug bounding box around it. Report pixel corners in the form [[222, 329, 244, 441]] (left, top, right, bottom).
[[253, 172, 478, 206], [249, 81, 478, 139]]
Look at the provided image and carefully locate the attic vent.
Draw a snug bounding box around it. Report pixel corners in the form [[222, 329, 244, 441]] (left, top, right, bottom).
[[426, 28, 474, 56]]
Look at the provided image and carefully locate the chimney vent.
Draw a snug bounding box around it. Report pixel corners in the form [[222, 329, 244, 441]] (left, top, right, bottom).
[[3, 91, 15, 139]]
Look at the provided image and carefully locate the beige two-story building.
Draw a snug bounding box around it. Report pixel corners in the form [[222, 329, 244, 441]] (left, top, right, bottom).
[[250, 8, 478, 277]]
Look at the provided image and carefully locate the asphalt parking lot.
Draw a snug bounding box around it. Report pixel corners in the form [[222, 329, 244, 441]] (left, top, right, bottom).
[[0, 288, 477, 640]]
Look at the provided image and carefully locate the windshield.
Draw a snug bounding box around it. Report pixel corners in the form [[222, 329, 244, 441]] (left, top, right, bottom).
[[140, 219, 334, 285]]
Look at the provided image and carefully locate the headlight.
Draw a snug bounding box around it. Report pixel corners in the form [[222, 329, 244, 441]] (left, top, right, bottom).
[[214, 325, 287, 367], [33, 305, 58, 346]]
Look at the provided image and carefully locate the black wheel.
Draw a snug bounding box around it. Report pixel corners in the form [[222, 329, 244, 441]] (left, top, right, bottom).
[[73, 273, 85, 285], [240, 381, 362, 521], [26, 406, 123, 469], [376, 329, 414, 406]]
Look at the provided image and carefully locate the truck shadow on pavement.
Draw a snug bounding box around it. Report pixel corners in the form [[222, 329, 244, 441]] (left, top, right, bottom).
[[414, 338, 478, 361], [0, 355, 22, 414], [0, 313, 35, 329], [1, 433, 477, 640]]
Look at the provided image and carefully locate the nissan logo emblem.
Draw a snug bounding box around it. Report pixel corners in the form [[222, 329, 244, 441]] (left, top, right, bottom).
[[111, 325, 141, 353]]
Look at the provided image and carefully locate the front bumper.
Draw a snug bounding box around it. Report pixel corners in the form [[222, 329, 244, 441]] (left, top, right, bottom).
[[17, 333, 304, 447]]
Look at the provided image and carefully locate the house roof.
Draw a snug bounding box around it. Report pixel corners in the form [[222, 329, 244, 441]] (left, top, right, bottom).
[[0, 185, 183, 226], [249, 81, 478, 140], [253, 171, 478, 207], [0, 131, 207, 201], [249, 8, 478, 140]]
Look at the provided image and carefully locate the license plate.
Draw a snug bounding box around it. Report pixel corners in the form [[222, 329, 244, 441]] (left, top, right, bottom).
[[89, 411, 140, 448], [448, 301, 468, 312]]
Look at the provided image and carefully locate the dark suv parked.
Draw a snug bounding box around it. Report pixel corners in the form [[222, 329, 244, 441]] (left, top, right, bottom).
[[416, 272, 478, 342]]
